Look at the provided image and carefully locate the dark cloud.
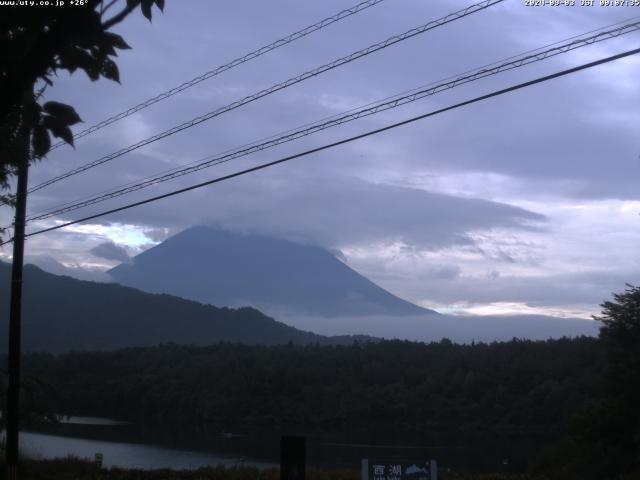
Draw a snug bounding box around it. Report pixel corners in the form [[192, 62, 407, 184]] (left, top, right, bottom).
[[142, 227, 170, 243], [430, 264, 462, 280], [26, 0, 638, 209], [394, 268, 639, 311], [90, 242, 131, 265], [44, 175, 545, 252], [4, 0, 634, 320]]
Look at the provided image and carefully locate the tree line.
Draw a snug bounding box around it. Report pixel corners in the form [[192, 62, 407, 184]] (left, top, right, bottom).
[[15, 337, 603, 432], [3, 285, 639, 478]]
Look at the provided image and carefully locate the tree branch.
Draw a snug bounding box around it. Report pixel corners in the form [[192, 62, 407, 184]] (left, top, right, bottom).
[[100, 0, 119, 17], [102, 3, 137, 30]]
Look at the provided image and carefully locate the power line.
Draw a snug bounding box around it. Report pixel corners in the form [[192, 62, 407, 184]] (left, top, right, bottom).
[[8, 46, 637, 245], [26, 20, 640, 223], [29, 0, 504, 194], [47, 0, 388, 151], [32, 14, 640, 218]]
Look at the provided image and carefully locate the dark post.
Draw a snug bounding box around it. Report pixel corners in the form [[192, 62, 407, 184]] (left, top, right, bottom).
[[280, 435, 306, 480], [5, 155, 29, 480]]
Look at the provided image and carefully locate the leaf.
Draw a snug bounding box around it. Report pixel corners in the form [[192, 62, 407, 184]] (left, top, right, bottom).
[[141, 0, 153, 20], [58, 56, 78, 74], [155, 0, 164, 11], [23, 99, 42, 125], [43, 101, 82, 126], [126, 0, 140, 8], [72, 8, 104, 39], [104, 32, 131, 50], [58, 46, 101, 80], [32, 125, 51, 158], [57, 127, 74, 146], [101, 58, 120, 83], [43, 115, 75, 146], [97, 39, 116, 57]]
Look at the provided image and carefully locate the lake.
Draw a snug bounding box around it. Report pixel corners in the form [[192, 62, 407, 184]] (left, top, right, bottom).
[[16, 416, 549, 473]]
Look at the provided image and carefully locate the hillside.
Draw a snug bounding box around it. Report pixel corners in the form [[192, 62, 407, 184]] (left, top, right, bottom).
[[0, 262, 361, 353]]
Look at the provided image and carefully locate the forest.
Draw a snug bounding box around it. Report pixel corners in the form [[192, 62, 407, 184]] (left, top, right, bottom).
[[2, 285, 639, 478], [15, 337, 603, 432]]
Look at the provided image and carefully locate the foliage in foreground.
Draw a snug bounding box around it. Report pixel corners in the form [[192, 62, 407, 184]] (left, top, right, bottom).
[[12, 457, 356, 480], [7, 457, 569, 480], [532, 285, 640, 479], [0, 0, 165, 217], [12, 457, 640, 480]]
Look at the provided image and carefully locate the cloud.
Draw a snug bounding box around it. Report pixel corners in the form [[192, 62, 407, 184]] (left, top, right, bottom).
[[5, 0, 635, 323], [40, 174, 544, 252], [142, 227, 171, 243], [90, 241, 131, 264], [24, 254, 111, 282], [206, 176, 546, 250], [347, 245, 639, 318]]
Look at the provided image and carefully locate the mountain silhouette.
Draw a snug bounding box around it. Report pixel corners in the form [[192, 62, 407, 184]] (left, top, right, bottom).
[[109, 226, 434, 317], [0, 262, 367, 353]]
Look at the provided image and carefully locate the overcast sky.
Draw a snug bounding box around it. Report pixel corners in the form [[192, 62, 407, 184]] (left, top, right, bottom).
[[1, 0, 639, 318]]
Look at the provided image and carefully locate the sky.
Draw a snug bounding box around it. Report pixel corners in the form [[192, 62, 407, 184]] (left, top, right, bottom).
[[1, 0, 639, 319]]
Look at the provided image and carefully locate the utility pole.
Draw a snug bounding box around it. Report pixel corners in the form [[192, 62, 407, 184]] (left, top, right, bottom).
[[5, 126, 30, 480]]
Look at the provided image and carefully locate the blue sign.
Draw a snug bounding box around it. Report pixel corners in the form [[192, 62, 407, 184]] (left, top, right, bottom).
[[362, 459, 437, 480]]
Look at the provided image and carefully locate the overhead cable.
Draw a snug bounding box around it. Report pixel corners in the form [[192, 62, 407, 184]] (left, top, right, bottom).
[[29, 0, 504, 193], [27, 20, 640, 222], [7, 46, 636, 245], [47, 0, 388, 151]]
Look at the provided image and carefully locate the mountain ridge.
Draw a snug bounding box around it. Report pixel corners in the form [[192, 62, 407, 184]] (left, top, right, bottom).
[[109, 226, 435, 317], [0, 262, 371, 353]]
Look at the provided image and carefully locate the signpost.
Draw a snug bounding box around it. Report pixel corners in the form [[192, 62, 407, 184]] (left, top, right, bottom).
[[281, 435, 306, 480], [362, 459, 437, 480]]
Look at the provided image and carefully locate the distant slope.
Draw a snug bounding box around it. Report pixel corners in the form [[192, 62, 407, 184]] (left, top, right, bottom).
[[25, 254, 111, 282], [0, 262, 363, 353], [109, 226, 433, 317], [278, 312, 598, 343]]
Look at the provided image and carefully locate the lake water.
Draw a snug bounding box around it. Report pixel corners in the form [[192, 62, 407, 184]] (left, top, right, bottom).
[[20, 431, 275, 470], [16, 416, 549, 473]]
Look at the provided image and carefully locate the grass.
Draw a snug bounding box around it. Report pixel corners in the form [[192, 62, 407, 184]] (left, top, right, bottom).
[[0, 457, 563, 480], [2, 457, 362, 480]]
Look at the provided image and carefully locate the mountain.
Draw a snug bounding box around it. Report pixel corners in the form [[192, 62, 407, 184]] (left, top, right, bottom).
[[281, 312, 598, 343], [109, 226, 434, 317], [0, 262, 366, 353], [25, 254, 110, 282], [106, 227, 598, 341]]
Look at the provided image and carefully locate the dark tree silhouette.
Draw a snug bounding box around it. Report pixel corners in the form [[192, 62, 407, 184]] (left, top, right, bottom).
[[1, 5, 165, 473], [0, 0, 165, 210], [591, 285, 640, 475], [14, 337, 603, 433], [540, 286, 640, 479]]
